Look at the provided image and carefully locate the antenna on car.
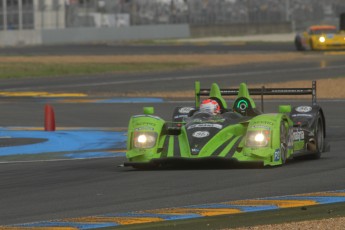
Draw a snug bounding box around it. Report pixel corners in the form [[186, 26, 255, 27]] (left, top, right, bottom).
[[312, 81, 317, 106], [261, 86, 265, 112], [195, 81, 201, 108]]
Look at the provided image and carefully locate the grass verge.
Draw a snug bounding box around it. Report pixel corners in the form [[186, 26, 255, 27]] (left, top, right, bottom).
[[0, 53, 301, 79], [1, 53, 343, 98], [0, 62, 196, 79]]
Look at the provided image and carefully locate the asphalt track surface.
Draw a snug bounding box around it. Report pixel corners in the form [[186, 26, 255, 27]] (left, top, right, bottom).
[[0, 44, 345, 226]]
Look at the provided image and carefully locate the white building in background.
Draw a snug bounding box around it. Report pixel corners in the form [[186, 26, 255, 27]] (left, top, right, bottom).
[[34, 0, 66, 29], [1, 0, 65, 30]]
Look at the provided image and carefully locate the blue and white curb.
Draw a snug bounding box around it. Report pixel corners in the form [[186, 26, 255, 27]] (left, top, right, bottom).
[[0, 128, 127, 159], [3, 190, 345, 230]]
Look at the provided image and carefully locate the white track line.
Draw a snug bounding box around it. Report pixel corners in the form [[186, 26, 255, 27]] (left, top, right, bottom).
[[9, 64, 345, 90]]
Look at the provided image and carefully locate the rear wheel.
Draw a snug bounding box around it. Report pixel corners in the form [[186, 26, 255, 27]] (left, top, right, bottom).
[[309, 39, 315, 50], [311, 115, 324, 159]]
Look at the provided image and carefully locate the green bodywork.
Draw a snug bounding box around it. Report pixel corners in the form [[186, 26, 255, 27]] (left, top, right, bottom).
[[126, 82, 300, 167]]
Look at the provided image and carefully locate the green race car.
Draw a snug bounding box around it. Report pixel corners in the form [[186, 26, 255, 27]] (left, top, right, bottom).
[[125, 81, 328, 169]]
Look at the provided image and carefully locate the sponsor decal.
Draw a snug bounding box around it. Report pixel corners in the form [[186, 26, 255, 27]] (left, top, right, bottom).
[[291, 114, 313, 117], [135, 127, 154, 131], [252, 121, 274, 126], [208, 118, 226, 123], [274, 149, 280, 161], [191, 148, 200, 154], [179, 107, 194, 114], [187, 123, 223, 130], [295, 106, 312, 113], [174, 115, 188, 119], [192, 131, 210, 138], [191, 144, 200, 154], [250, 125, 271, 130], [133, 115, 161, 120], [272, 89, 305, 93], [293, 130, 304, 141], [134, 122, 156, 127]]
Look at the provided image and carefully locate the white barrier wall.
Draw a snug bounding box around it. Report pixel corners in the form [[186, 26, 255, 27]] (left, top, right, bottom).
[[0, 24, 190, 47], [0, 30, 42, 46], [41, 24, 190, 44]]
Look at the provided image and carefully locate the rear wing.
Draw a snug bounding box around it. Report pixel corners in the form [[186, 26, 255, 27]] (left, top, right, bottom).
[[195, 81, 317, 111]]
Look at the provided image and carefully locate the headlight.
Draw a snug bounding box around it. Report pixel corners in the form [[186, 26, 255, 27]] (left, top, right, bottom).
[[246, 131, 270, 147], [319, 36, 326, 43], [133, 132, 157, 149]]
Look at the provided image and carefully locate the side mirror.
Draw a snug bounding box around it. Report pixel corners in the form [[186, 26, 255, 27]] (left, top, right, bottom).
[[279, 105, 291, 114], [143, 107, 154, 115]]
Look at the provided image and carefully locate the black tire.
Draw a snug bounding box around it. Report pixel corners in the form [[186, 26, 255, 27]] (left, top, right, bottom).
[[294, 36, 305, 51], [309, 39, 314, 51], [280, 121, 288, 164], [311, 115, 324, 159]]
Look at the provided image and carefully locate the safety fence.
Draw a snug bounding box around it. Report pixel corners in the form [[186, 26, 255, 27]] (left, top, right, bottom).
[[1, 0, 345, 31]]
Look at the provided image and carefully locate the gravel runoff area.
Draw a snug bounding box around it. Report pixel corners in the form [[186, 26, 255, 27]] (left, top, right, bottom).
[[107, 78, 345, 99], [0, 53, 301, 67], [232, 217, 345, 230], [174, 33, 296, 43]]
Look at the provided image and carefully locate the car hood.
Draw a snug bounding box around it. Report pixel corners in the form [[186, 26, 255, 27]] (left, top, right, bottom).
[[183, 112, 249, 156]]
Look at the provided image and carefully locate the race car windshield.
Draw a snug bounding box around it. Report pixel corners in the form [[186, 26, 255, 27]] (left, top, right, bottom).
[[184, 112, 213, 122], [310, 29, 337, 35], [184, 111, 243, 125]]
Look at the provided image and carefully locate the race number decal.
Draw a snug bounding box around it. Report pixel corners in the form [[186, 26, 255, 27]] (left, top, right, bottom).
[[192, 131, 210, 138], [295, 106, 312, 113], [293, 131, 305, 141], [287, 128, 294, 149], [274, 149, 280, 161]]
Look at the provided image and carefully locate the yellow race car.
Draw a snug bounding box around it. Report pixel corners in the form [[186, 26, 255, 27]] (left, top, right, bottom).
[[295, 25, 345, 51]]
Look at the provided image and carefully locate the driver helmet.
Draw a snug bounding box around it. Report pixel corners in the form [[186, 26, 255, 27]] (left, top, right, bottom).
[[200, 99, 220, 115]]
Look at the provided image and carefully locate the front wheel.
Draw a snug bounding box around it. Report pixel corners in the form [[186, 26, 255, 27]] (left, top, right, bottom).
[[294, 36, 305, 51], [280, 121, 288, 164]]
